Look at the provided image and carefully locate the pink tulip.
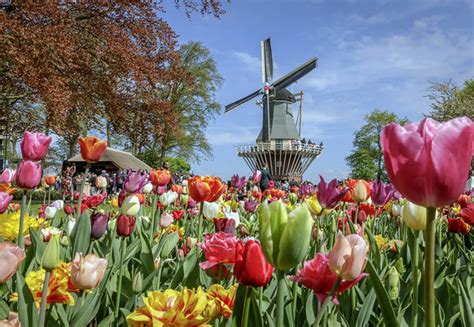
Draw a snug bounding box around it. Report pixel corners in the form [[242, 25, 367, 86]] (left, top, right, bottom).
[[328, 232, 368, 281], [0, 192, 13, 214], [159, 212, 174, 228], [0, 312, 20, 327], [20, 131, 52, 161], [251, 170, 262, 184], [381, 117, 474, 208], [15, 160, 42, 189], [0, 242, 26, 284], [0, 168, 15, 184], [70, 253, 108, 290]]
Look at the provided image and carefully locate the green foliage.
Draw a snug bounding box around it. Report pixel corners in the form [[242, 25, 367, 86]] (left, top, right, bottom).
[[427, 79, 474, 122], [346, 109, 408, 181], [136, 149, 190, 172]]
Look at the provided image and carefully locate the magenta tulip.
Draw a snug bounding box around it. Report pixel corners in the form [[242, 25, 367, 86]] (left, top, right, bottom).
[[0, 192, 13, 214], [381, 117, 474, 208], [230, 174, 246, 190], [15, 160, 42, 189], [20, 131, 52, 161], [0, 168, 15, 184]]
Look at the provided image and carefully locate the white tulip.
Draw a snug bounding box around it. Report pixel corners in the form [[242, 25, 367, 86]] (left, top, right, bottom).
[[51, 200, 64, 210], [121, 195, 140, 216], [143, 183, 153, 194], [44, 206, 58, 219], [203, 201, 220, 220], [159, 191, 178, 206]]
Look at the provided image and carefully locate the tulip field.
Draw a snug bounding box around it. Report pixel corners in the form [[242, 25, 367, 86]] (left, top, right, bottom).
[[0, 117, 473, 327]]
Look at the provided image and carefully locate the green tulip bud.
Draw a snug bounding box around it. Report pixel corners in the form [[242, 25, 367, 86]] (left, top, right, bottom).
[[258, 201, 313, 271], [258, 201, 287, 267], [41, 235, 60, 271], [288, 193, 298, 205], [386, 266, 400, 301], [132, 271, 143, 293], [394, 257, 405, 274], [277, 204, 313, 271]]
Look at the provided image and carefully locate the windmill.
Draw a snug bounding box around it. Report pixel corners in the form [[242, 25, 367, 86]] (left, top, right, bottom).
[[227, 38, 324, 182]]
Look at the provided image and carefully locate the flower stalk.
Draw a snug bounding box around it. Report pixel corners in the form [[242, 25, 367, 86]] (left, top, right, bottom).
[[411, 230, 419, 326], [38, 271, 51, 327], [423, 207, 437, 327], [276, 270, 286, 327], [314, 277, 342, 326], [17, 194, 27, 249], [114, 237, 127, 319]]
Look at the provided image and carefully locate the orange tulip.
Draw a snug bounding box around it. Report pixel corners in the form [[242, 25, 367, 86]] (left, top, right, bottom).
[[149, 169, 171, 187], [0, 184, 15, 195], [78, 136, 107, 163], [346, 179, 371, 203], [44, 175, 56, 186], [188, 176, 227, 203], [171, 184, 183, 194]]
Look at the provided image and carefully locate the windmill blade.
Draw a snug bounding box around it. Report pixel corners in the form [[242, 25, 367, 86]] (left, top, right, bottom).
[[272, 57, 318, 91], [261, 38, 274, 83], [225, 89, 262, 113]]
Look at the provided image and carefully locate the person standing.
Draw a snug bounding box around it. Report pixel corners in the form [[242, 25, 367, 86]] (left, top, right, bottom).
[[259, 163, 272, 191]]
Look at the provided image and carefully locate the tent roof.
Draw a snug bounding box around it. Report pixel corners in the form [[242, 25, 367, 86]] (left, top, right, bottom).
[[67, 147, 152, 172]]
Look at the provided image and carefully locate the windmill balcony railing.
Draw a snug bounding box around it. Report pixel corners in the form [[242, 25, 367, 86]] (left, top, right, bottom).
[[236, 142, 324, 154]]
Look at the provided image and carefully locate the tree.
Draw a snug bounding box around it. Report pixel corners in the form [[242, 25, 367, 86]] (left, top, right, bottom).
[[346, 110, 409, 181], [426, 79, 474, 121], [136, 149, 190, 172]]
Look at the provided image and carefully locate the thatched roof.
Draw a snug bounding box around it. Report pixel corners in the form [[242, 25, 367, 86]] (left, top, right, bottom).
[[67, 148, 152, 172]]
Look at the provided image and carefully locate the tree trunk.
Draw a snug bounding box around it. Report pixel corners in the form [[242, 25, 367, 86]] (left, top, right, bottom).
[[106, 120, 112, 148], [68, 139, 76, 158]]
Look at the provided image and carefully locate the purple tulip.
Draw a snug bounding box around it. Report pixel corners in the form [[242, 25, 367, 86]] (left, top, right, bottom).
[[251, 170, 262, 184], [90, 212, 109, 239], [123, 170, 148, 194], [244, 199, 258, 213], [15, 160, 42, 189], [0, 192, 13, 214], [371, 181, 394, 206], [299, 184, 315, 197], [214, 218, 236, 234], [20, 131, 52, 161], [392, 189, 403, 200], [231, 174, 246, 190], [316, 176, 348, 209]]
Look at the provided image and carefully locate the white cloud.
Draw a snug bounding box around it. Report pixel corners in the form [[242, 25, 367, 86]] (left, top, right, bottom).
[[232, 51, 261, 73]]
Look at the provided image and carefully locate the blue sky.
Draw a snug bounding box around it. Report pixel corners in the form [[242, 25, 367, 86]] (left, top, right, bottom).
[[164, 0, 474, 181]]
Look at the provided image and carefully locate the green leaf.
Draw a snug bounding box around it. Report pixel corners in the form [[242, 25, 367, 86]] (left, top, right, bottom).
[[356, 288, 376, 327], [183, 246, 198, 279], [159, 232, 179, 258], [16, 272, 38, 327], [0, 299, 9, 320], [366, 260, 399, 327], [139, 229, 155, 275], [71, 212, 91, 256], [458, 279, 473, 327], [29, 228, 46, 265], [305, 292, 315, 326]]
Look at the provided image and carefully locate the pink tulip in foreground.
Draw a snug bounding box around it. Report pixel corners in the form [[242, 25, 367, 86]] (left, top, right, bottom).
[[0, 242, 26, 284], [0, 192, 13, 214], [70, 253, 108, 290], [15, 160, 42, 189], [381, 117, 474, 208], [20, 131, 52, 161], [328, 232, 368, 281]]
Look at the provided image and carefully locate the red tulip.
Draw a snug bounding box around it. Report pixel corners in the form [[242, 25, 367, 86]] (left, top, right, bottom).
[[64, 205, 74, 215], [199, 232, 239, 270], [15, 160, 42, 189], [381, 117, 474, 208], [234, 239, 273, 287], [447, 218, 471, 234], [20, 131, 52, 161], [290, 253, 367, 304], [78, 136, 107, 163], [460, 203, 474, 226], [458, 194, 471, 208], [172, 210, 184, 221], [116, 215, 136, 237]]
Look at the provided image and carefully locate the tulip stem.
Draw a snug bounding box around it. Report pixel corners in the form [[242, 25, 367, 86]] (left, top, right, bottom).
[[276, 270, 286, 327], [150, 195, 158, 238], [314, 277, 342, 326], [114, 237, 127, 319], [75, 164, 90, 220], [411, 230, 419, 327], [17, 194, 27, 249], [242, 286, 251, 327], [197, 203, 204, 242], [423, 207, 436, 327], [38, 271, 51, 327], [292, 275, 299, 322]]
